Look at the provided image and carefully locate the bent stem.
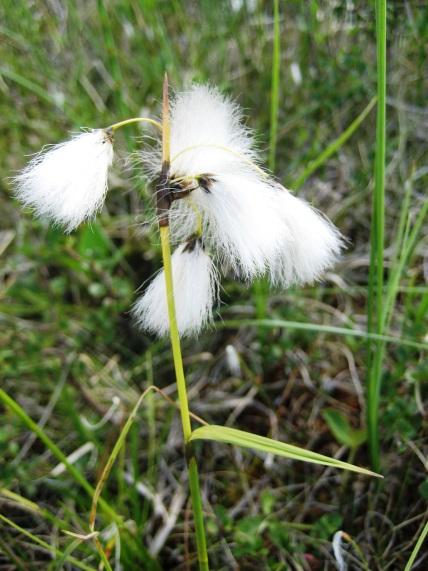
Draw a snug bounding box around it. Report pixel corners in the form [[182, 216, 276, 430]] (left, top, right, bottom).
[[107, 117, 162, 132]]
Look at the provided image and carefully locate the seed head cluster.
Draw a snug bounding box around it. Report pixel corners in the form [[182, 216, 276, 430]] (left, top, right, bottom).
[[14, 84, 343, 337]]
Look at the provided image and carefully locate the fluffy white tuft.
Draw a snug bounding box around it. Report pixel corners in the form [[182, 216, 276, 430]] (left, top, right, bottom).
[[185, 175, 292, 279], [133, 241, 218, 337], [268, 185, 344, 286], [169, 176, 342, 284], [169, 84, 258, 177], [14, 130, 114, 232]]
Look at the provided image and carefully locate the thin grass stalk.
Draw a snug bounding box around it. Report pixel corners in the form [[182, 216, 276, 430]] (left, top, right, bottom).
[[89, 386, 160, 531], [0, 388, 119, 525], [159, 225, 209, 571], [269, 0, 280, 173], [253, 0, 281, 338], [367, 0, 387, 471], [404, 516, 428, 571], [367, 195, 428, 476], [219, 319, 428, 351], [0, 514, 95, 571], [293, 96, 377, 190], [88, 383, 208, 528], [158, 75, 209, 571]]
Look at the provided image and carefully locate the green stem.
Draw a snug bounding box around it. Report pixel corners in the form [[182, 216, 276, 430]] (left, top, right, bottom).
[[108, 117, 162, 132], [159, 225, 209, 570], [293, 96, 377, 190], [404, 516, 428, 571], [0, 514, 95, 571], [269, 0, 280, 173], [367, 0, 387, 472], [0, 389, 120, 525]]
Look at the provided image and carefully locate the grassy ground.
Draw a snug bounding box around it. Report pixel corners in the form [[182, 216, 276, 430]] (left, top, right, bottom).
[[1, 1, 427, 569]]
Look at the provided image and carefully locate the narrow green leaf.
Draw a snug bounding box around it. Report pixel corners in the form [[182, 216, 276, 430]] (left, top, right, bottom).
[[190, 425, 381, 478], [269, 0, 280, 172], [0, 388, 120, 525], [322, 409, 367, 449], [404, 519, 428, 571], [219, 318, 428, 351], [367, 0, 387, 472], [292, 96, 377, 190], [0, 514, 95, 571]]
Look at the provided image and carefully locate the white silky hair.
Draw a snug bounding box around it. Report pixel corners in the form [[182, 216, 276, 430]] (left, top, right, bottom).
[[14, 130, 114, 232], [268, 185, 344, 286], [168, 177, 342, 285], [169, 84, 258, 177], [148, 84, 343, 285], [132, 240, 219, 337], [181, 175, 292, 280]]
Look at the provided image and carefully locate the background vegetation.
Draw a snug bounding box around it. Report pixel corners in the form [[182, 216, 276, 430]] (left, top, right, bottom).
[[1, 1, 427, 569]]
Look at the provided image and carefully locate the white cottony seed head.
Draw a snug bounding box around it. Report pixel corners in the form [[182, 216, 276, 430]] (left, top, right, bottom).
[[133, 240, 219, 337], [162, 84, 343, 285], [14, 129, 114, 232]]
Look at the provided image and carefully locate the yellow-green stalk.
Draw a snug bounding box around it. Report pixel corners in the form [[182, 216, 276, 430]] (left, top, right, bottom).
[[158, 74, 209, 571]]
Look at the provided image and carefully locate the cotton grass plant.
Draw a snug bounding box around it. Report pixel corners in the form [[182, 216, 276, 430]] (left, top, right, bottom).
[[11, 75, 381, 569]]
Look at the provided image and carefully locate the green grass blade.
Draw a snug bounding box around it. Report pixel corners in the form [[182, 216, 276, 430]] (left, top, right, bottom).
[[367, 194, 427, 475], [382, 196, 428, 332], [219, 318, 428, 351], [0, 514, 96, 571], [404, 518, 428, 571], [190, 425, 381, 478], [89, 385, 159, 531], [0, 67, 61, 107], [268, 0, 280, 172], [387, 177, 413, 277], [0, 488, 73, 531], [0, 66, 78, 123], [0, 388, 120, 525], [367, 0, 387, 471], [292, 96, 377, 190], [52, 538, 88, 571], [252, 0, 281, 341]]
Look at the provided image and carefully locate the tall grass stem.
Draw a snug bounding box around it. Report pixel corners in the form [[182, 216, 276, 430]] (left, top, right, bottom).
[[269, 0, 280, 172], [159, 74, 209, 570], [159, 225, 209, 570], [404, 517, 428, 571], [367, 0, 387, 471]]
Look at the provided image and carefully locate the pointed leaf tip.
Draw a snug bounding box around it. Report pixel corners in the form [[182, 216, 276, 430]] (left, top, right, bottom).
[[190, 425, 382, 478]]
